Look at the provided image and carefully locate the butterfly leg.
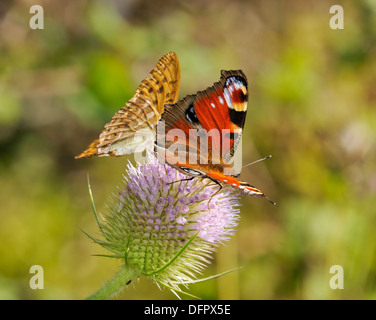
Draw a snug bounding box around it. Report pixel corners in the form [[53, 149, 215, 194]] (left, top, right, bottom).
[[167, 176, 195, 185], [203, 176, 223, 208]]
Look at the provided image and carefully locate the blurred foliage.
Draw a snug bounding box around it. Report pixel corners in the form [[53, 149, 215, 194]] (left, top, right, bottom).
[[0, 0, 376, 300]]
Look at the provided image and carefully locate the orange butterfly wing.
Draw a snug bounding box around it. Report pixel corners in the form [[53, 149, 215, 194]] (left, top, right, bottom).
[[76, 52, 181, 158], [157, 70, 248, 176]]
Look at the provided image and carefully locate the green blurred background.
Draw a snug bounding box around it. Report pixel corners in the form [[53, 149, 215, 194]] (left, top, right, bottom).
[[1, 0, 376, 299]]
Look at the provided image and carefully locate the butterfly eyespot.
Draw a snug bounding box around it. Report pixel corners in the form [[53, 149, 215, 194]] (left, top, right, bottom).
[[185, 104, 199, 123], [225, 75, 247, 90], [225, 76, 248, 106]]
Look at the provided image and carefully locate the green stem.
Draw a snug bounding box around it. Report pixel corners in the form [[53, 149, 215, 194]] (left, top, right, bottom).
[[86, 266, 140, 300]]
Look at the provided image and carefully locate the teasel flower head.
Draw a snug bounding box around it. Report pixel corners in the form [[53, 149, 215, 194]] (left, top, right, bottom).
[[86, 153, 241, 299]]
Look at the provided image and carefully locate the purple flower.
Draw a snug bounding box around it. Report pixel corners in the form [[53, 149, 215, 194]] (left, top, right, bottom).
[[90, 153, 240, 297]]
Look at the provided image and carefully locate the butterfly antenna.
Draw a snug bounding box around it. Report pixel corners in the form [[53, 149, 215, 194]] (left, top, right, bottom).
[[242, 155, 272, 169], [265, 195, 277, 205]]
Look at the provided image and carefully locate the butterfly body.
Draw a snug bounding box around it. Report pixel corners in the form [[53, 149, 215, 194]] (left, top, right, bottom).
[[168, 162, 266, 198]]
